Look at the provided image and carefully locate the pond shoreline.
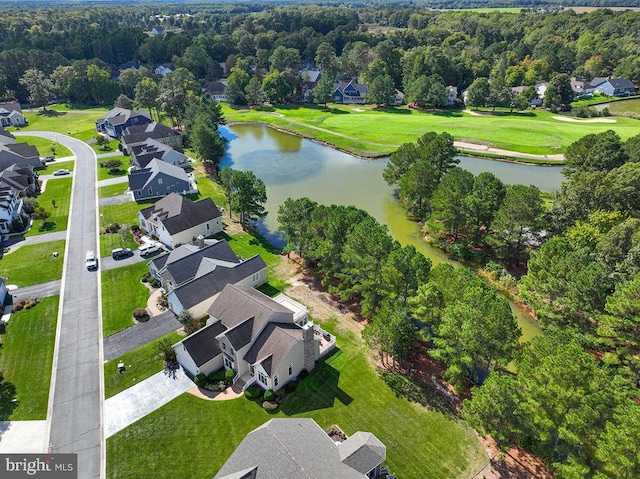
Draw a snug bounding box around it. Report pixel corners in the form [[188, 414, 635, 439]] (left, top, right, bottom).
[[226, 120, 566, 166]]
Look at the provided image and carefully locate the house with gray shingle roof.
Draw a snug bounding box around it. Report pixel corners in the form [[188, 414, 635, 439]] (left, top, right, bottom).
[[119, 121, 182, 155], [332, 80, 368, 104], [152, 240, 267, 318], [173, 284, 335, 392], [593, 78, 636, 97], [128, 159, 197, 201], [95, 107, 153, 138], [0, 103, 27, 127], [137, 193, 223, 249], [0, 141, 42, 172], [213, 418, 386, 479], [130, 138, 189, 169]]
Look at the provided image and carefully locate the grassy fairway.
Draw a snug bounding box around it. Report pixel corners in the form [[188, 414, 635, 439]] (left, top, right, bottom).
[[0, 296, 59, 420], [101, 262, 152, 337], [104, 331, 183, 399], [607, 98, 640, 115], [15, 135, 73, 159], [222, 104, 639, 157], [16, 105, 108, 141], [106, 322, 486, 479], [0, 240, 65, 287], [27, 177, 72, 236]]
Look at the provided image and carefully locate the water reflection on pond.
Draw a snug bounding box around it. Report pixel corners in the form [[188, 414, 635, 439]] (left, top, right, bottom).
[[220, 124, 551, 341]]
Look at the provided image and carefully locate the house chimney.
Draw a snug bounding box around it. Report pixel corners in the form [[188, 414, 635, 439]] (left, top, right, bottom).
[[302, 325, 316, 373]]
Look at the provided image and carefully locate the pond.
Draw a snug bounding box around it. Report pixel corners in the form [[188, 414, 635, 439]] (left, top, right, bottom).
[[220, 124, 561, 341]]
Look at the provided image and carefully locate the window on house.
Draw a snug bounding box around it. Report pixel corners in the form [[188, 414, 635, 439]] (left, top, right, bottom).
[[258, 372, 267, 385], [136, 191, 141, 196], [252, 272, 260, 283], [274, 375, 279, 387], [221, 342, 226, 350], [158, 178, 163, 185], [224, 356, 234, 370], [288, 364, 293, 376], [148, 188, 153, 195], [206, 223, 210, 231]]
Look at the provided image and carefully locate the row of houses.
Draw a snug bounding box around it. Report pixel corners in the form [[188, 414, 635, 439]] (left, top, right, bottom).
[[96, 107, 197, 201], [0, 125, 41, 236]]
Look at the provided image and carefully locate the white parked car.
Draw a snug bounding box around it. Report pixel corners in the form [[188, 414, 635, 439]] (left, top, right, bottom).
[[53, 169, 70, 176], [85, 250, 98, 270], [138, 242, 163, 256]]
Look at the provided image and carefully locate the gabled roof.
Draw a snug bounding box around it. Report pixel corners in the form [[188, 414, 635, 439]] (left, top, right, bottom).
[[333, 80, 368, 97], [213, 418, 385, 479], [169, 255, 266, 310], [0, 128, 16, 144], [0, 103, 23, 117], [121, 122, 180, 145], [180, 320, 227, 367], [203, 81, 226, 96], [338, 432, 387, 474], [224, 317, 255, 350], [208, 284, 292, 335], [128, 158, 190, 192], [139, 193, 221, 235], [102, 107, 151, 126], [590, 77, 609, 87], [152, 240, 241, 287], [603, 78, 635, 89], [299, 69, 321, 83], [243, 323, 304, 374], [131, 138, 186, 169]]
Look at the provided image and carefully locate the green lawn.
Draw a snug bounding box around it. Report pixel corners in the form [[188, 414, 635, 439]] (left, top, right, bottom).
[[607, 98, 640, 115], [99, 182, 129, 198], [104, 331, 183, 399], [101, 262, 152, 337], [15, 135, 73, 159], [99, 232, 138, 258], [0, 296, 59, 420], [222, 103, 640, 157], [0, 240, 65, 287], [97, 155, 129, 180], [100, 200, 153, 229], [41, 160, 75, 173], [91, 139, 120, 154], [27, 177, 72, 236], [13, 105, 108, 142], [106, 320, 486, 479], [213, 228, 286, 292]]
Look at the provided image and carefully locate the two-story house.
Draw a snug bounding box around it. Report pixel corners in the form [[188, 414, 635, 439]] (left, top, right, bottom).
[[0, 186, 24, 235], [137, 193, 223, 249], [95, 107, 153, 138], [332, 80, 368, 104], [130, 139, 189, 170], [202, 81, 227, 102], [173, 284, 336, 393], [0, 103, 27, 127], [128, 159, 197, 201], [149, 239, 267, 318], [214, 418, 387, 479], [594, 78, 636, 97], [119, 122, 182, 155]]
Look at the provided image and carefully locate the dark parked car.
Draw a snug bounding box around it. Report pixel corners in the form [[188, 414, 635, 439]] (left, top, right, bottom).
[[111, 248, 134, 260]]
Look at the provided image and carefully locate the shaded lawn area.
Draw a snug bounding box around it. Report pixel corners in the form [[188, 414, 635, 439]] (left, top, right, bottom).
[[0, 296, 59, 420], [106, 321, 486, 479], [98, 182, 129, 198], [15, 135, 73, 159], [0, 240, 65, 287], [26, 177, 72, 236], [212, 229, 286, 292], [97, 155, 129, 181], [92, 138, 120, 154], [222, 103, 640, 157], [189, 174, 227, 206], [102, 262, 152, 337], [104, 331, 183, 399]]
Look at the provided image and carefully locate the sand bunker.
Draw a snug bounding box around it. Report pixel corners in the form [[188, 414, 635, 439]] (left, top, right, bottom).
[[553, 115, 617, 123]]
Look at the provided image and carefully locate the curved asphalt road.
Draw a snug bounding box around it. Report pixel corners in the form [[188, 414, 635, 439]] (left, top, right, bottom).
[[16, 132, 104, 479]]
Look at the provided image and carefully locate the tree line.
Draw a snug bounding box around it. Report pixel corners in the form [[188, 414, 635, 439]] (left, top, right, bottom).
[[2, 5, 639, 108]]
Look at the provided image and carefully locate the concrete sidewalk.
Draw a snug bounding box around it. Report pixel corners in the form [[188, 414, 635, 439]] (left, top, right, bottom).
[[104, 366, 193, 438], [99, 193, 131, 207], [97, 176, 128, 187], [3, 230, 67, 254], [0, 421, 47, 453], [11, 280, 61, 301]]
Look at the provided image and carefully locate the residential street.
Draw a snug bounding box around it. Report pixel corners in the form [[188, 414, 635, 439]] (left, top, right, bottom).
[[17, 132, 104, 479]]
